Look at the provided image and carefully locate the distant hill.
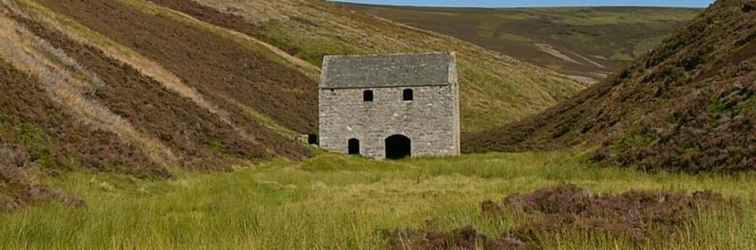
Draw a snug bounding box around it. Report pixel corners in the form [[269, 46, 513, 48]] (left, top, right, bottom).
[[466, 0, 755, 173], [343, 4, 701, 84]]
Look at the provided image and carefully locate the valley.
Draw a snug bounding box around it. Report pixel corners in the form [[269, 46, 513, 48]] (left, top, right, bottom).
[[0, 0, 754, 249]]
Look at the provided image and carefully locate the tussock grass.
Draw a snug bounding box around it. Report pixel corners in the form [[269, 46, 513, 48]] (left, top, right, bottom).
[[1, 151, 753, 249]]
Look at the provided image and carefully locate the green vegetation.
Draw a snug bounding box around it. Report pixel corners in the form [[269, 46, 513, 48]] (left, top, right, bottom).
[[13, 124, 55, 169], [709, 94, 754, 116], [743, 96, 756, 114], [0, 120, 55, 170], [1, 151, 754, 249]]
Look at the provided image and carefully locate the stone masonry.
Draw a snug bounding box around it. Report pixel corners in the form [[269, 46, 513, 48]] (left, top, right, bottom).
[[319, 52, 460, 159]]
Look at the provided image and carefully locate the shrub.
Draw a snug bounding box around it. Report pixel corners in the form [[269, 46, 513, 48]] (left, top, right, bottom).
[[385, 185, 736, 249]]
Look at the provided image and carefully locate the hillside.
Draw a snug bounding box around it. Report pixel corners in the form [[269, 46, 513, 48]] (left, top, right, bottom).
[[345, 4, 701, 84], [0, 0, 582, 208], [466, 0, 756, 173], [144, 0, 585, 133], [1, 0, 317, 208]]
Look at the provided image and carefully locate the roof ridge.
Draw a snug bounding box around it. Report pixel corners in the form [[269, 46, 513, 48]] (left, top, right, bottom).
[[323, 51, 452, 60], [321, 52, 456, 89]]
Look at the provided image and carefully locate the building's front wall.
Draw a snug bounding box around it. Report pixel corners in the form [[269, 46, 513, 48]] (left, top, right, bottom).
[[319, 84, 459, 159]]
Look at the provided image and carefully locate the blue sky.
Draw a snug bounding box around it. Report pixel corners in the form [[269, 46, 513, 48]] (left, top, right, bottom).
[[333, 0, 713, 8]]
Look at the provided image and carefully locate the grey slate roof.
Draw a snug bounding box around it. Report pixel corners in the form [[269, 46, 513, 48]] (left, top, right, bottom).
[[320, 52, 454, 89]]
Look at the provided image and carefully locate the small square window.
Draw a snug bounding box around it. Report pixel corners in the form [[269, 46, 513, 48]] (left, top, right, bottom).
[[403, 89, 414, 101], [363, 90, 374, 102]]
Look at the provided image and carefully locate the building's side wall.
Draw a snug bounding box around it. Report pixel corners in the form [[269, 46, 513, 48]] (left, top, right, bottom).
[[449, 53, 461, 155], [319, 85, 458, 159]]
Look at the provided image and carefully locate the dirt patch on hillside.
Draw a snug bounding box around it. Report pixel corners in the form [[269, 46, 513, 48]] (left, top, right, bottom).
[[464, 0, 756, 173], [384, 185, 736, 249], [14, 15, 303, 169], [34, 0, 318, 135], [535, 43, 582, 65]]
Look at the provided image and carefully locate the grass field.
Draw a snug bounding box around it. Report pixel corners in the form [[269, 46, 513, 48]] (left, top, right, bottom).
[[2, 151, 754, 249]]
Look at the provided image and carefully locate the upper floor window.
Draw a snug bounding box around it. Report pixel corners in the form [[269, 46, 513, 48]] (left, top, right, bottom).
[[403, 89, 414, 101], [363, 90, 374, 102]]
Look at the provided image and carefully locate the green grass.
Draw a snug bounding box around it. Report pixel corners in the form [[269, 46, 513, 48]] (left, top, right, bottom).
[[0, 121, 57, 170], [1, 150, 754, 249]]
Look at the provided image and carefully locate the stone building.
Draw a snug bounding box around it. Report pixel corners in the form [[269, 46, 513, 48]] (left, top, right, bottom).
[[318, 52, 460, 159]]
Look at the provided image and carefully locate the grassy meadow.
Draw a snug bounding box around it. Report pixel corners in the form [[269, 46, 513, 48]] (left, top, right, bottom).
[[1, 150, 754, 249]]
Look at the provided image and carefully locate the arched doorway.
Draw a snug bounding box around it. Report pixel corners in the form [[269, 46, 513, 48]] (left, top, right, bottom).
[[348, 138, 360, 155], [385, 135, 411, 159]]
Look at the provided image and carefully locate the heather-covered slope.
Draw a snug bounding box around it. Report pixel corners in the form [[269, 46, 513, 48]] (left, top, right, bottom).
[[26, 0, 319, 135], [0, 59, 157, 210], [0, 0, 316, 207], [466, 0, 756, 173], [146, 0, 585, 133]]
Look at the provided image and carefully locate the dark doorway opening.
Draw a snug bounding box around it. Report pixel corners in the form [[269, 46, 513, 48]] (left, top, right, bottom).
[[307, 134, 319, 145], [385, 134, 411, 159], [348, 138, 360, 155]]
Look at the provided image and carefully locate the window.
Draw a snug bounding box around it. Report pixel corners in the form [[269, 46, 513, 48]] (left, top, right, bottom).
[[363, 90, 374, 102], [403, 89, 414, 101]]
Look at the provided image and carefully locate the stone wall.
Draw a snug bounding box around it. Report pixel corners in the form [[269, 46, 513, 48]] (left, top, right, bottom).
[[319, 83, 460, 159]]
